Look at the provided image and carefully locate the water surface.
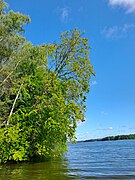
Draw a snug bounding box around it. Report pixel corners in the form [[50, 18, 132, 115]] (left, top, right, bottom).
[[0, 140, 135, 179]]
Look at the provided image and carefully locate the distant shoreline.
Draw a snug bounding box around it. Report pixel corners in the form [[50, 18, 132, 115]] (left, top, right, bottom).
[[78, 134, 135, 143]]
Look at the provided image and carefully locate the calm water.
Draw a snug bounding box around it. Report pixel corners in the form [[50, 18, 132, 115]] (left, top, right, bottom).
[[0, 140, 135, 179]]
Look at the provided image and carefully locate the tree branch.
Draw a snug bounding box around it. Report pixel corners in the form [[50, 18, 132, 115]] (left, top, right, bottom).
[[6, 82, 23, 126], [0, 60, 21, 86]]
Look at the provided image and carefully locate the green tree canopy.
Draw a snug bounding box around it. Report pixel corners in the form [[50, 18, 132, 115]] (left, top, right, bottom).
[[0, 1, 95, 163]]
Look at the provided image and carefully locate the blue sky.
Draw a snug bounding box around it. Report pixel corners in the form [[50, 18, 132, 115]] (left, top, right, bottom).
[[6, 0, 135, 140]]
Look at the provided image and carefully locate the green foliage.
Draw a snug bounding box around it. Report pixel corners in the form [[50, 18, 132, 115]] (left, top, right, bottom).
[[84, 134, 135, 143], [101, 134, 135, 141], [0, 1, 95, 163]]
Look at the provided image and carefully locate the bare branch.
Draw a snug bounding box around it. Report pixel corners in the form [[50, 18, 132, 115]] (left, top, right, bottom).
[[6, 82, 23, 126], [0, 60, 21, 86]]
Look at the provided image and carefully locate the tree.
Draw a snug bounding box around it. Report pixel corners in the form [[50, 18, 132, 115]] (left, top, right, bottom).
[[0, 1, 95, 163]]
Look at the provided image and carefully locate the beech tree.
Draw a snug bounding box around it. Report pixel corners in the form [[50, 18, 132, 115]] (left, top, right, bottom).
[[0, 1, 95, 163]]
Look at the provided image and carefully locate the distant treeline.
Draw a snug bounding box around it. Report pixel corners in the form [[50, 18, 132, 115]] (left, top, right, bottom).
[[81, 134, 135, 143]]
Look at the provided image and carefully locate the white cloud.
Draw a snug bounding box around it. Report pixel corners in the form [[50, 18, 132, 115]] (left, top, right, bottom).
[[55, 7, 70, 23], [76, 132, 92, 141], [91, 80, 97, 86], [102, 26, 119, 38], [77, 121, 85, 127], [129, 125, 135, 130], [97, 127, 113, 131], [102, 23, 135, 38], [107, 127, 113, 130], [123, 23, 135, 31], [56, 7, 70, 23], [60, 7, 69, 22], [109, 0, 135, 13]]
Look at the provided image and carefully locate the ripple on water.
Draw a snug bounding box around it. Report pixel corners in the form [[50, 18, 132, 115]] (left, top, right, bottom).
[[0, 140, 135, 179]]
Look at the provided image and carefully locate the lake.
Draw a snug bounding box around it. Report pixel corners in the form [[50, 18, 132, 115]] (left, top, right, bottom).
[[0, 140, 135, 179]]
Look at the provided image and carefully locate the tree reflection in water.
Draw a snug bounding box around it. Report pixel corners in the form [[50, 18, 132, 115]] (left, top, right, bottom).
[[0, 158, 78, 180]]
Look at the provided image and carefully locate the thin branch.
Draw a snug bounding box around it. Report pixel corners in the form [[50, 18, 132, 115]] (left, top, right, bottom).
[[0, 60, 21, 86], [58, 70, 75, 78], [0, 67, 5, 73], [6, 82, 23, 126], [55, 35, 80, 75], [55, 45, 69, 73]]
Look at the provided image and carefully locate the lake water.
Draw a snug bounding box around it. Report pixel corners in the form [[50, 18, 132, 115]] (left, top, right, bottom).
[[0, 140, 135, 179]]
